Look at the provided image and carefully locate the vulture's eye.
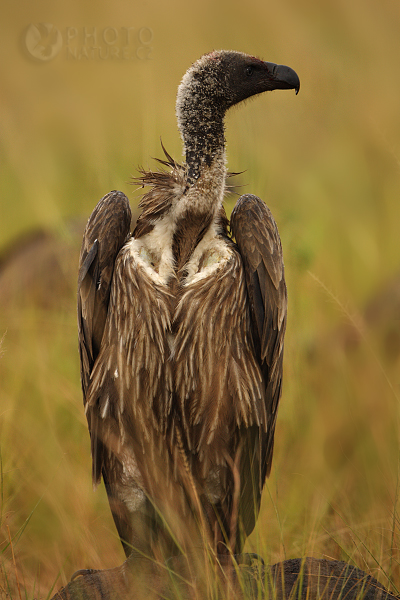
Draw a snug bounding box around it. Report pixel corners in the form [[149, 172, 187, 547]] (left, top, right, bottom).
[[245, 65, 254, 77]]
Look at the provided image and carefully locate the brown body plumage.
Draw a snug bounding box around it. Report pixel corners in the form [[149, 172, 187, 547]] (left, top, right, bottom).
[[78, 50, 299, 562]]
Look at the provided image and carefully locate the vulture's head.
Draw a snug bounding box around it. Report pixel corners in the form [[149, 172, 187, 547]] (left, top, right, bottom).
[[176, 50, 300, 129]]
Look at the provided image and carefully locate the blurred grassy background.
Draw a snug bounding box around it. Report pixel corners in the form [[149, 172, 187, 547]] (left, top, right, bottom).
[[1, 0, 400, 597]]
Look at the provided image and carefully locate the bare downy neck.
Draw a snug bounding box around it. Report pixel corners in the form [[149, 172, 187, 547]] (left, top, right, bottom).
[[172, 72, 228, 272], [176, 62, 227, 187]]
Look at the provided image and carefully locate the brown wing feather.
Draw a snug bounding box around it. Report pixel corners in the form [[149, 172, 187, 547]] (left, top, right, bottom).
[[77, 191, 131, 474], [230, 193, 287, 484]]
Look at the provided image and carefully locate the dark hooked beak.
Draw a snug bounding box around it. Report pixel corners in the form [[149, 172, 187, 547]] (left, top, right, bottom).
[[264, 62, 300, 95]]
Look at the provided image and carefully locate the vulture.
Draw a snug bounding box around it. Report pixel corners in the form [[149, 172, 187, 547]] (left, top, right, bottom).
[[78, 50, 299, 563]]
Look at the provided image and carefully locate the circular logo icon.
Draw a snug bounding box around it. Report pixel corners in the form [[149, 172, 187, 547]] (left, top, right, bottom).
[[25, 23, 62, 61]]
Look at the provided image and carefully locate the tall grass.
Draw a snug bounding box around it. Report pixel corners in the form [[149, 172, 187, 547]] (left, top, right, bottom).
[[1, 0, 400, 597]]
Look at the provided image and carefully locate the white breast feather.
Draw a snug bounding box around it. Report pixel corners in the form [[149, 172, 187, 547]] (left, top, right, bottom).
[[185, 224, 232, 285]]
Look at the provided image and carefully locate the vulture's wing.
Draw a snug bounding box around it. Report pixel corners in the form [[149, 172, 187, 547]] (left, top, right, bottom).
[[78, 191, 132, 554], [230, 193, 287, 486], [78, 190, 132, 417]]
